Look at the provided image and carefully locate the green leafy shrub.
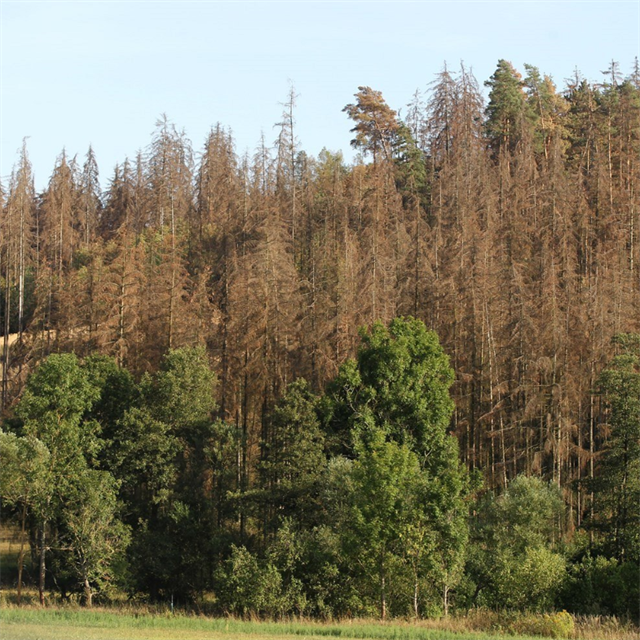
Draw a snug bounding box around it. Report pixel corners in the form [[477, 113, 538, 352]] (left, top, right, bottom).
[[468, 476, 567, 611], [536, 611, 575, 638], [460, 609, 576, 638], [560, 554, 640, 619], [217, 545, 282, 617]]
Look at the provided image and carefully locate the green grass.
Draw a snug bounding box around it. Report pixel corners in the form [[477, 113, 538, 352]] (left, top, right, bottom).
[[0, 608, 546, 640]]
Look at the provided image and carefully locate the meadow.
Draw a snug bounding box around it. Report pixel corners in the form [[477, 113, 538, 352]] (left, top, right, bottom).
[[0, 607, 563, 640], [2, 603, 640, 640]]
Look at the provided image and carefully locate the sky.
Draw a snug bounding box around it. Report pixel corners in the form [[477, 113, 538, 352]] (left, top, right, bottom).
[[1, 0, 639, 190]]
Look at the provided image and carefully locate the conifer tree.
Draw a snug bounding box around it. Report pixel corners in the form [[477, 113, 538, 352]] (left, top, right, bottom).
[[591, 334, 640, 562], [485, 60, 533, 159], [344, 87, 400, 164], [79, 146, 102, 247]]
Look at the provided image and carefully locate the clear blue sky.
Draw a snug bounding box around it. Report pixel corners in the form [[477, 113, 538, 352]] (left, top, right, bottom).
[[1, 0, 639, 190]]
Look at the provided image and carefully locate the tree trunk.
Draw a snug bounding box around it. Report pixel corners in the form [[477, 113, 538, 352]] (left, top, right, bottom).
[[2, 239, 11, 410], [38, 522, 46, 606], [18, 200, 25, 339], [413, 571, 419, 618], [17, 502, 27, 605], [380, 555, 386, 620], [84, 577, 93, 607]]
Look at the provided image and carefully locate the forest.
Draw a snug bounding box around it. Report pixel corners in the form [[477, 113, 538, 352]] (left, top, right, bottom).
[[0, 58, 638, 620]]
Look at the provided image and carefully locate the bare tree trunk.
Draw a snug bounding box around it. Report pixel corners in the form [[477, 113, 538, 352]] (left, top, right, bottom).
[[17, 502, 27, 605], [2, 252, 10, 409], [38, 522, 46, 606], [18, 194, 25, 339], [84, 577, 93, 607], [168, 196, 176, 350], [118, 274, 126, 364]]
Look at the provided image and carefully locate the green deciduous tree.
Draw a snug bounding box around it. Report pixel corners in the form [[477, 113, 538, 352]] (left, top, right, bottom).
[[60, 468, 130, 606], [11, 353, 128, 605], [325, 317, 456, 461], [0, 430, 50, 602], [126, 347, 238, 601], [467, 475, 567, 611], [323, 318, 469, 618], [339, 429, 422, 619]]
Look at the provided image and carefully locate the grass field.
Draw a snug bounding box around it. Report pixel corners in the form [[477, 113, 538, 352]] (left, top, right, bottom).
[[2, 607, 639, 640], [0, 608, 548, 640]]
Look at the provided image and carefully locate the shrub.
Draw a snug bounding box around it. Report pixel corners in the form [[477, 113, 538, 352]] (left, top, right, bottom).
[[538, 611, 575, 638], [462, 609, 576, 639], [560, 555, 640, 619]]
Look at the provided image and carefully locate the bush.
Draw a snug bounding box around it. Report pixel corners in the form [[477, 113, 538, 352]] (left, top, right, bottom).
[[216, 545, 309, 618], [535, 611, 575, 638], [560, 554, 640, 619], [467, 476, 568, 611], [480, 546, 567, 611], [216, 545, 281, 617], [462, 609, 575, 639], [515, 547, 567, 610]]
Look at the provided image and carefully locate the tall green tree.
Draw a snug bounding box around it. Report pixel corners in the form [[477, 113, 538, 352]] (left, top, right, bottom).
[[13, 353, 101, 604], [591, 334, 640, 562], [127, 347, 237, 600], [258, 378, 325, 537], [324, 318, 469, 617], [485, 60, 532, 157], [325, 317, 455, 460], [79, 145, 102, 247], [337, 429, 423, 619]]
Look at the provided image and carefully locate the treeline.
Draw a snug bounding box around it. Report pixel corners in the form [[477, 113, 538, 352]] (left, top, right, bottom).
[[0, 58, 639, 612]]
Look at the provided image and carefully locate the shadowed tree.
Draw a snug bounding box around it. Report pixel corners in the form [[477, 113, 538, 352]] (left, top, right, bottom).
[[590, 334, 640, 562]]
